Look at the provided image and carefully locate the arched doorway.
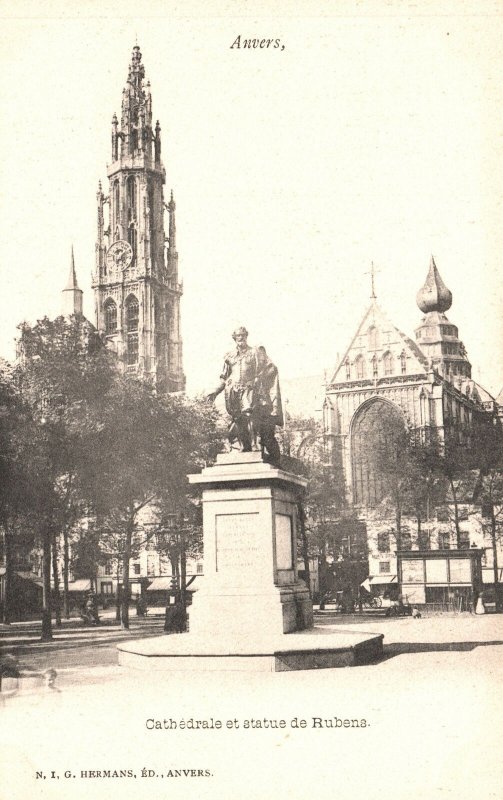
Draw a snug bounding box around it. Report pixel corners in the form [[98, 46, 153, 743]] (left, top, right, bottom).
[[351, 398, 406, 507]]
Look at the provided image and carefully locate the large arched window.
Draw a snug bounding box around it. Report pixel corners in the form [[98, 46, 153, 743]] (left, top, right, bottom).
[[130, 109, 139, 153], [126, 175, 137, 264], [371, 355, 378, 378], [125, 296, 139, 365], [351, 399, 406, 506], [126, 296, 139, 332], [126, 176, 137, 222], [355, 355, 365, 380], [104, 299, 117, 335]]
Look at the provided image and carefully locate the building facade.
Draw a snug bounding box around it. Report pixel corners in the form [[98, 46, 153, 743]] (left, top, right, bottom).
[[323, 258, 502, 605]]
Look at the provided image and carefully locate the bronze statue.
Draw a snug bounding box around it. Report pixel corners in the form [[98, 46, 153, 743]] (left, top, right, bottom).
[[207, 327, 283, 463]]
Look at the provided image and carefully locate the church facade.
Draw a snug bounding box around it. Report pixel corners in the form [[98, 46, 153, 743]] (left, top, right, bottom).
[[323, 258, 502, 604]]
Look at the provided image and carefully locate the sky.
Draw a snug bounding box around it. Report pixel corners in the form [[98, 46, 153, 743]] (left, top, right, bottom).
[[1, 0, 502, 404]]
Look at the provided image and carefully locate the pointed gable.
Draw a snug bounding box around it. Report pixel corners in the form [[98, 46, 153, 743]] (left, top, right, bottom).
[[329, 301, 428, 385]]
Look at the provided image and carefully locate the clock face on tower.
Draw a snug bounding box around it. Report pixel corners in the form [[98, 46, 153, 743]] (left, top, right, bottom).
[[106, 240, 133, 271]]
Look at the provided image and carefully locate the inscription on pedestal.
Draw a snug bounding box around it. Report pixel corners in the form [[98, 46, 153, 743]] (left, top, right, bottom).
[[215, 513, 261, 572], [275, 514, 294, 570]]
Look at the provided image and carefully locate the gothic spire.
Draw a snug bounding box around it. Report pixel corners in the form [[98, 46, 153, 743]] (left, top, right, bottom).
[[62, 246, 83, 316], [64, 245, 79, 291], [114, 44, 154, 160]]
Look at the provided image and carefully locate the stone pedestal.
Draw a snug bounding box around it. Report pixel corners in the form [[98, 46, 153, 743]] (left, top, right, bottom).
[[117, 452, 384, 672], [187, 452, 313, 636]]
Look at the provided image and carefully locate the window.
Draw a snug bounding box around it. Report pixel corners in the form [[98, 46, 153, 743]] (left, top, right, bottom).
[[383, 352, 393, 376], [400, 352, 407, 374], [133, 563, 141, 575], [147, 554, 156, 577], [104, 300, 117, 334], [372, 355, 378, 378], [459, 531, 470, 550], [127, 333, 139, 365], [345, 360, 351, 380], [126, 298, 139, 332], [101, 582, 113, 595], [127, 224, 137, 263], [104, 560, 113, 576], [113, 180, 120, 232], [368, 326, 379, 350], [126, 296, 139, 365], [377, 532, 390, 552], [418, 532, 431, 550], [127, 176, 137, 221], [355, 355, 365, 379], [196, 563, 204, 575], [129, 114, 139, 154], [438, 531, 451, 550], [379, 561, 390, 574]]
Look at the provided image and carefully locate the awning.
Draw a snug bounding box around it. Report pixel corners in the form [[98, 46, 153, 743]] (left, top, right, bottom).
[[369, 575, 397, 585], [146, 577, 173, 591], [67, 579, 91, 592], [147, 576, 200, 593]]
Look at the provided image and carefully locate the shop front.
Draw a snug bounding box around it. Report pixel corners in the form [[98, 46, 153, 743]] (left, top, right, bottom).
[[399, 549, 483, 612]]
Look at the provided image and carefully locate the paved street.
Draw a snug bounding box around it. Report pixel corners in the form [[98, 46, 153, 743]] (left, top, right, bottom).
[[1, 610, 502, 800], [0, 611, 166, 679], [2, 608, 502, 690]]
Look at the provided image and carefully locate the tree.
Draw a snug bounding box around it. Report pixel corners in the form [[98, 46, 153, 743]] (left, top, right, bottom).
[[16, 315, 115, 639], [283, 415, 354, 606], [0, 360, 38, 623], [83, 380, 220, 629], [472, 417, 503, 608], [371, 420, 453, 558]]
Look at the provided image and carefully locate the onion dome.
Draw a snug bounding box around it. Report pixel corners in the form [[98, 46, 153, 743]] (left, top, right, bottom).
[[416, 256, 452, 314]]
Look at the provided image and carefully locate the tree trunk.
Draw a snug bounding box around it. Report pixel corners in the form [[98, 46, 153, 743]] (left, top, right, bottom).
[[170, 556, 179, 601], [51, 530, 62, 627], [115, 561, 121, 622], [62, 526, 70, 619], [2, 521, 12, 624], [449, 479, 461, 548], [41, 524, 53, 641], [121, 525, 133, 630], [395, 503, 402, 551], [318, 539, 327, 610], [180, 530, 188, 632], [297, 502, 311, 598], [490, 504, 501, 610]]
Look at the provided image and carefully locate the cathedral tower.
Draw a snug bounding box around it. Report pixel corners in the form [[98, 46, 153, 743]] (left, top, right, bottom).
[[92, 45, 185, 392]]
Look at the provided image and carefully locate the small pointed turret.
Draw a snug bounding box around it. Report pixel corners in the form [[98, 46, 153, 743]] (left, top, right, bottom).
[[168, 189, 176, 250], [416, 255, 452, 313], [62, 246, 83, 316], [414, 256, 470, 381]]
